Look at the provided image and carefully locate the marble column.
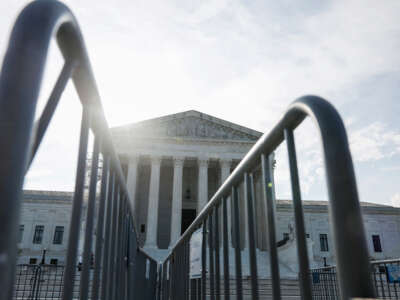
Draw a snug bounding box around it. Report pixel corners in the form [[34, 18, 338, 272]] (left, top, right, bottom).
[[220, 159, 232, 247], [145, 156, 162, 248], [197, 158, 209, 214], [170, 157, 184, 247], [126, 155, 139, 215], [242, 181, 249, 249]]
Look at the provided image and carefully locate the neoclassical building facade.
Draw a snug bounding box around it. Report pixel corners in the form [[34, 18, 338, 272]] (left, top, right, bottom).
[[16, 110, 400, 272], [111, 110, 262, 252]]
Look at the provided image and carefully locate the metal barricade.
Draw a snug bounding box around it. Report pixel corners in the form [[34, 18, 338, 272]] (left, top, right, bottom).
[[158, 97, 375, 300], [0, 1, 158, 300], [311, 259, 400, 299], [310, 266, 340, 300], [371, 259, 400, 299], [13, 264, 80, 300]]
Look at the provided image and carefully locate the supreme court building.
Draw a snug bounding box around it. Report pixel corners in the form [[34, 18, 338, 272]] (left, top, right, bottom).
[[111, 110, 400, 267], [112, 110, 261, 252], [16, 110, 400, 274]]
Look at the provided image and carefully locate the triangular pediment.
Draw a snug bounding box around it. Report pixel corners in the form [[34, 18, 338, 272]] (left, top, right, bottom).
[[111, 110, 262, 142]]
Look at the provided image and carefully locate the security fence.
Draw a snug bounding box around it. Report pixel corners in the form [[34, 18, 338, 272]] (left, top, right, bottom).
[[13, 264, 81, 300], [0, 1, 157, 300], [158, 96, 376, 300], [13, 259, 158, 300], [311, 259, 400, 300]]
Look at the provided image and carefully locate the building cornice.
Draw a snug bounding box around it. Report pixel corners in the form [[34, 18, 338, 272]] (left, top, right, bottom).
[[276, 200, 400, 215], [111, 109, 263, 139]]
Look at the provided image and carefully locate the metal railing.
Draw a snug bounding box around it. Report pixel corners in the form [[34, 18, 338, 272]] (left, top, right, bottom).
[[159, 96, 376, 300], [13, 264, 81, 300], [0, 1, 157, 300], [311, 259, 400, 299]]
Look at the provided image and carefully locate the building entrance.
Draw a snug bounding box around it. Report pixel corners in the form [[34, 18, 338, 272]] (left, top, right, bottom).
[[181, 209, 197, 234]]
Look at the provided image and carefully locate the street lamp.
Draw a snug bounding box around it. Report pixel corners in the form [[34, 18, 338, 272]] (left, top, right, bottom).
[[41, 248, 47, 265]]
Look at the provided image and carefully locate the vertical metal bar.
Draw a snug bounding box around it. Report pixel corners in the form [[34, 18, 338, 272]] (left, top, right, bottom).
[[168, 259, 172, 300], [151, 260, 158, 299], [115, 194, 125, 300], [79, 136, 100, 300], [34, 266, 42, 300], [244, 173, 259, 300], [334, 267, 339, 298], [322, 272, 328, 299], [372, 265, 378, 296], [186, 243, 190, 299], [386, 263, 393, 299], [214, 205, 221, 300], [117, 197, 124, 300], [127, 217, 138, 300], [284, 128, 313, 299], [180, 245, 184, 300], [261, 153, 281, 300], [197, 277, 201, 300], [201, 221, 207, 300], [158, 264, 164, 300], [62, 106, 90, 300], [222, 197, 230, 300], [179, 246, 184, 299], [185, 241, 190, 300], [123, 204, 130, 300], [184, 243, 189, 300], [100, 173, 115, 300], [116, 198, 127, 300], [148, 258, 152, 297], [232, 186, 243, 300], [28, 61, 76, 167], [392, 263, 399, 298], [136, 251, 147, 300], [91, 155, 109, 300], [379, 269, 386, 298], [157, 264, 164, 300], [171, 254, 177, 300], [209, 210, 216, 300], [109, 185, 120, 300], [172, 252, 177, 299], [176, 246, 183, 299], [165, 261, 169, 300], [157, 264, 161, 300]]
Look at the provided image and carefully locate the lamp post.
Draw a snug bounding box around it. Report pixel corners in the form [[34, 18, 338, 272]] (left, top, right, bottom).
[[41, 248, 47, 265]]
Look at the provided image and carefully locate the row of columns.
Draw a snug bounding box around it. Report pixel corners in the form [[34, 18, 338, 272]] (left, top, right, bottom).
[[126, 156, 232, 249]]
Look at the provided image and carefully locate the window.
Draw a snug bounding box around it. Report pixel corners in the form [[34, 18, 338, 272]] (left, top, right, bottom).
[[140, 224, 145, 233], [19, 225, 24, 243], [29, 258, 37, 265], [320, 234, 329, 252], [50, 259, 58, 265], [53, 226, 64, 245], [283, 233, 289, 240], [33, 225, 44, 244], [372, 235, 382, 252]]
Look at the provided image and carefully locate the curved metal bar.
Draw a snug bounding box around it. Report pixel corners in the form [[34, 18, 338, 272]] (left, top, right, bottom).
[[0, 1, 153, 298], [165, 95, 374, 298], [0, 0, 136, 222]]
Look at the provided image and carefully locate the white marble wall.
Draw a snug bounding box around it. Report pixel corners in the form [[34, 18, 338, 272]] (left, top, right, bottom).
[[274, 207, 400, 266], [16, 195, 400, 267], [17, 194, 72, 264]]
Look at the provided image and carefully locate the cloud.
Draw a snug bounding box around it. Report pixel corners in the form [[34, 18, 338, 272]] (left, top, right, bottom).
[[273, 119, 326, 199], [391, 193, 400, 207], [349, 122, 400, 162], [0, 0, 399, 206]]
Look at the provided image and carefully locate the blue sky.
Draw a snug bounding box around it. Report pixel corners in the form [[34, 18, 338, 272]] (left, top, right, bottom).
[[1, 0, 399, 206]]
